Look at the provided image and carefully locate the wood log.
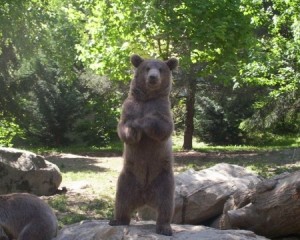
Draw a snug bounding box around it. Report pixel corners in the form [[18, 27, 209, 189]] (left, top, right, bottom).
[[220, 171, 300, 238], [139, 164, 262, 225]]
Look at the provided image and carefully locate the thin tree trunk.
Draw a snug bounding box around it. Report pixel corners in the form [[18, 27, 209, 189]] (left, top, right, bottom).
[[183, 78, 196, 150]]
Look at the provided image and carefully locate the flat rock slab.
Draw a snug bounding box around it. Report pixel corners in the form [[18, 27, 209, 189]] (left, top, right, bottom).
[[53, 220, 269, 240]]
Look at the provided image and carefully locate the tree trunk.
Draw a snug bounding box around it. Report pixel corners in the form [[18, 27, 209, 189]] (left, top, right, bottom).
[[182, 78, 196, 150], [220, 171, 300, 238]]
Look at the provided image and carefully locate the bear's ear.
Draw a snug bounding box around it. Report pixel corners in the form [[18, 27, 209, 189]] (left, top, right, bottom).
[[131, 54, 144, 68], [165, 58, 178, 71]]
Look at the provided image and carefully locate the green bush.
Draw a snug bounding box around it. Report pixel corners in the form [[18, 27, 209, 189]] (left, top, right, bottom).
[[194, 83, 257, 145], [0, 116, 24, 147]]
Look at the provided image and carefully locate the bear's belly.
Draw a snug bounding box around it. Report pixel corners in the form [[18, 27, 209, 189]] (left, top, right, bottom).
[[123, 137, 173, 186]]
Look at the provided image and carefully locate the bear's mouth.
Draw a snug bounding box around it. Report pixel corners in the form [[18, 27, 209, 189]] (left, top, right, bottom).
[[146, 74, 161, 90], [146, 81, 161, 90]]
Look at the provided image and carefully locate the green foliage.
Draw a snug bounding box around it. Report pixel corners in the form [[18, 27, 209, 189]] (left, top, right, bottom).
[[69, 0, 256, 148], [0, 1, 121, 147], [246, 132, 300, 148], [193, 79, 260, 145], [17, 60, 120, 147], [66, 0, 134, 80], [69, 71, 121, 146], [0, 115, 24, 147], [0, 0, 299, 149], [70, 0, 254, 76], [238, 0, 300, 132]]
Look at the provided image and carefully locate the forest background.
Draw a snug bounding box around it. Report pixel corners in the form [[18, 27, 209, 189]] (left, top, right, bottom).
[[1, 0, 299, 150]]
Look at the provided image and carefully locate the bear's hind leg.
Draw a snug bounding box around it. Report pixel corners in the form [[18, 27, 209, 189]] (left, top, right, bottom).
[[155, 197, 174, 236], [109, 171, 142, 226], [150, 170, 175, 236]]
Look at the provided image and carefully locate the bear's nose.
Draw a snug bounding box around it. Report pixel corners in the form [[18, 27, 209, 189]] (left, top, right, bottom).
[[149, 75, 158, 84]]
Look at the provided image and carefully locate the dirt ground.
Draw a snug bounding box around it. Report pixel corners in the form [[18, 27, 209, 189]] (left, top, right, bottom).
[[45, 148, 300, 195]]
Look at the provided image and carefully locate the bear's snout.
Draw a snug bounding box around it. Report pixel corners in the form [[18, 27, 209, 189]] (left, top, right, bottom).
[[147, 69, 161, 89], [149, 75, 158, 84]]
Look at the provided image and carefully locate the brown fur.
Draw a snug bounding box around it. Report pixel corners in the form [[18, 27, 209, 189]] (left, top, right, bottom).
[[0, 193, 58, 240], [109, 54, 178, 236]]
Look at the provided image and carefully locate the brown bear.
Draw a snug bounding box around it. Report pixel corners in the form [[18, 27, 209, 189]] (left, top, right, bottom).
[[0, 193, 58, 240], [109, 54, 178, 236]]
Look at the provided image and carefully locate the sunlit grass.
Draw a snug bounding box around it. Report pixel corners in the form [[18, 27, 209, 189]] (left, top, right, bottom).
[[27, 132, 299, 155], [172, 134, 262, 152], [46, 167, 117, 228], [29, 141, 123, 155], [43, 153, 120, 228], [172, 133, 300, 152], [47, 194, 114, 228]]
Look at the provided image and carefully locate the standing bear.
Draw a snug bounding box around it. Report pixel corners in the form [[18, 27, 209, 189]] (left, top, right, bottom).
[[109, 54, 178, 236]]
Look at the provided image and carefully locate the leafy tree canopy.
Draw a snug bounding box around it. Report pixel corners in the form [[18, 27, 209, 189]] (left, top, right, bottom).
[[69, 0, 253, 80]]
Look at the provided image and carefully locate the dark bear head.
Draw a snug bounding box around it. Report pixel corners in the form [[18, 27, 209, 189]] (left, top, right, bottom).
[[130, 54, 178, 100]]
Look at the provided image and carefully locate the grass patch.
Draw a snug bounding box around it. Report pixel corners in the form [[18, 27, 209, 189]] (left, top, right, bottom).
[[248, 133, 300, 148], [60, 214, 87, 226], [43, 153, 120, 228], [28, 141, 123, 155], [172, 135, 264, 152], [48, 195, 68, 212], [47, 194, 114, 228], [172, 133, 300, 152], [26, 132, 299, 155]]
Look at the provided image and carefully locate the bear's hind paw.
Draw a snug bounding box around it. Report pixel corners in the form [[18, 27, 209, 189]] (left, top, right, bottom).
[[156, 224, 173, 236], [109, 219, 130, 226]]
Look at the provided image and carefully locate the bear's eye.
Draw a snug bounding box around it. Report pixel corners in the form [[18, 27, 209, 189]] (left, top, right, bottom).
[[158, 67, 162, 73], [146, 67, 150, 72]]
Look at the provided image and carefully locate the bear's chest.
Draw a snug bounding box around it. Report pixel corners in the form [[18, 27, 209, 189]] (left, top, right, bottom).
[[134, 100, 162, 116]]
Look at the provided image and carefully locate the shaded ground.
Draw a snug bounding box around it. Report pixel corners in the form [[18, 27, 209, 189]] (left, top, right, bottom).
[[47, 147, 300, 175], [43, 148, 300, 228], [174, 148, 300, 176]]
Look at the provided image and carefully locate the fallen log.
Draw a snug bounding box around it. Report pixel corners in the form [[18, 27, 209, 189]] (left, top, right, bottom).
[[220, 171, 300, 238], [138, 163, 262, 224]]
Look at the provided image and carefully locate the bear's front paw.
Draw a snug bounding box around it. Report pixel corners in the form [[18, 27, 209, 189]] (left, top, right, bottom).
[[156, 224, 173, 236], [123, 126, 141, 144]]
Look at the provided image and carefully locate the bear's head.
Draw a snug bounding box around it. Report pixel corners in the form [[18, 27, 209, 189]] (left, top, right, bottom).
[[130, 54, 178, 100]]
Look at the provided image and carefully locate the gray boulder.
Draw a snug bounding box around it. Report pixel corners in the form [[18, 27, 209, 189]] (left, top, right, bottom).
[[53, 220, 269, 240], [0, 147, 62, 196]]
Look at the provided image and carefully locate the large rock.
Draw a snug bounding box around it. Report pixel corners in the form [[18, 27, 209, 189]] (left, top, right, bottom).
[[53, 220, 269, 240], [0, 147, 62, 196], [173, 163, 263, 224]]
